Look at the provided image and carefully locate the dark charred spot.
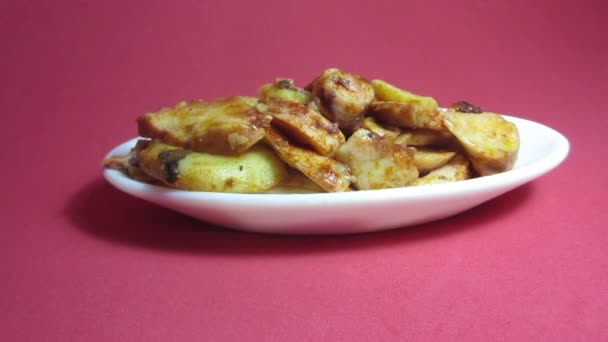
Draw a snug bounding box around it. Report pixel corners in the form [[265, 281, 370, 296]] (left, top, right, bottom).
[[449, 101, 482, 113], [276, 79, 293, 89], [224, 178, 235, 189], [158, 150, 190, 183], [337, 77, 351, 89], [366, 130, 379, 140]]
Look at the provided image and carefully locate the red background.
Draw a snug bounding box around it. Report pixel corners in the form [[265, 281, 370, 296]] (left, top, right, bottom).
[[2, 0, 607, 340]]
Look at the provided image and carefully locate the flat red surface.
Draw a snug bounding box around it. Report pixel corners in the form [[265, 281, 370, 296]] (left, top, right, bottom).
[[2, 0, 607, 340]]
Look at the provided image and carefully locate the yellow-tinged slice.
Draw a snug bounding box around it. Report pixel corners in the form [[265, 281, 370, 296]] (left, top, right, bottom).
[[367, 101, 445, 131], [412, 149, 456, 174], [394, 129, 456, 147], [411, 154, 471, 186], [443, 112, 519, 176], [137, 139, 287, 192], [361, 116, 401, 139], [371, 79, 439, 109], [258, 79, 312, 104]]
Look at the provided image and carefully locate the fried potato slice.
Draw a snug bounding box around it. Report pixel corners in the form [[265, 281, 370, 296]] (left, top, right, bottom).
[[368, 77, 442, 131], [334, 128, 419, 190], [361, 116, 401, 139], [410, 154, 471, 186], [412, 149, 456, 174], [371, 79, 439, 109], [256, 98, 345, 157], [443, 112, 519, 176], [266, 169, 325, 194], [137, 96, 271, 155], [263, 127, 352, 192], [394, 128, 456, 147], [367, 101, 445, 131], [258, 79, 312, 104], [136, 139, 287, 192]]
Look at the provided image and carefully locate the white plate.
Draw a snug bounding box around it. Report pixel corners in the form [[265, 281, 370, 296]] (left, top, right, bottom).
[[103, 115, 569, 234]]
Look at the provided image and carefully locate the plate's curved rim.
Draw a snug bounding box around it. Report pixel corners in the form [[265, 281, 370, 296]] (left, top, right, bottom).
[[103, 115, 569, 207]]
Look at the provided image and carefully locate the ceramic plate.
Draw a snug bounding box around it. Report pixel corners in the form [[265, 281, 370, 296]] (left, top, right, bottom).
[[103, 115, 569, 234]]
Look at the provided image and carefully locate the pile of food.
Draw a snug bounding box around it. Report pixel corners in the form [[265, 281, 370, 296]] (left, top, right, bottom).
[[104, 68, 519, 193]]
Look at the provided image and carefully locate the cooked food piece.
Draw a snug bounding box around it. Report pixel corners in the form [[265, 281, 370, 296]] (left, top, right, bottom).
[[394, 128, 456, 147], [411, 154, 471, 186], [263, 127, 352, 192], [103, 139, 155, 183], [361, 116, 401, 139], [255, 98, 345, 157], [368, 101, 445, 131], [137, 139, 287, 192], [448, 100, 482, 113], [137, 96, 271, 155], [371, 79, 439, 109], [334, 128, 418, 190], [266, 169, 325, 193], [443, 112, 519, 176], [258, 78, 312, 104], [412, 149, 456, 174], [368, 77, 444, 131], [311, 68, 375, 134]]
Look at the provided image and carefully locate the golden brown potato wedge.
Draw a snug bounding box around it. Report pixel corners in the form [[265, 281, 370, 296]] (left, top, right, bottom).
[[256, 98, 345, 157], [367, 101, 445, 131], [258, 79, 312, 104], [136, 139, 287, 192], [137, 96, 271, 155], [334, 128, 418, 190], [263, 127, 353, 192], [410, 154, 471, 186], [412, 149, 456, 174], [443, 112, 519, 176]]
